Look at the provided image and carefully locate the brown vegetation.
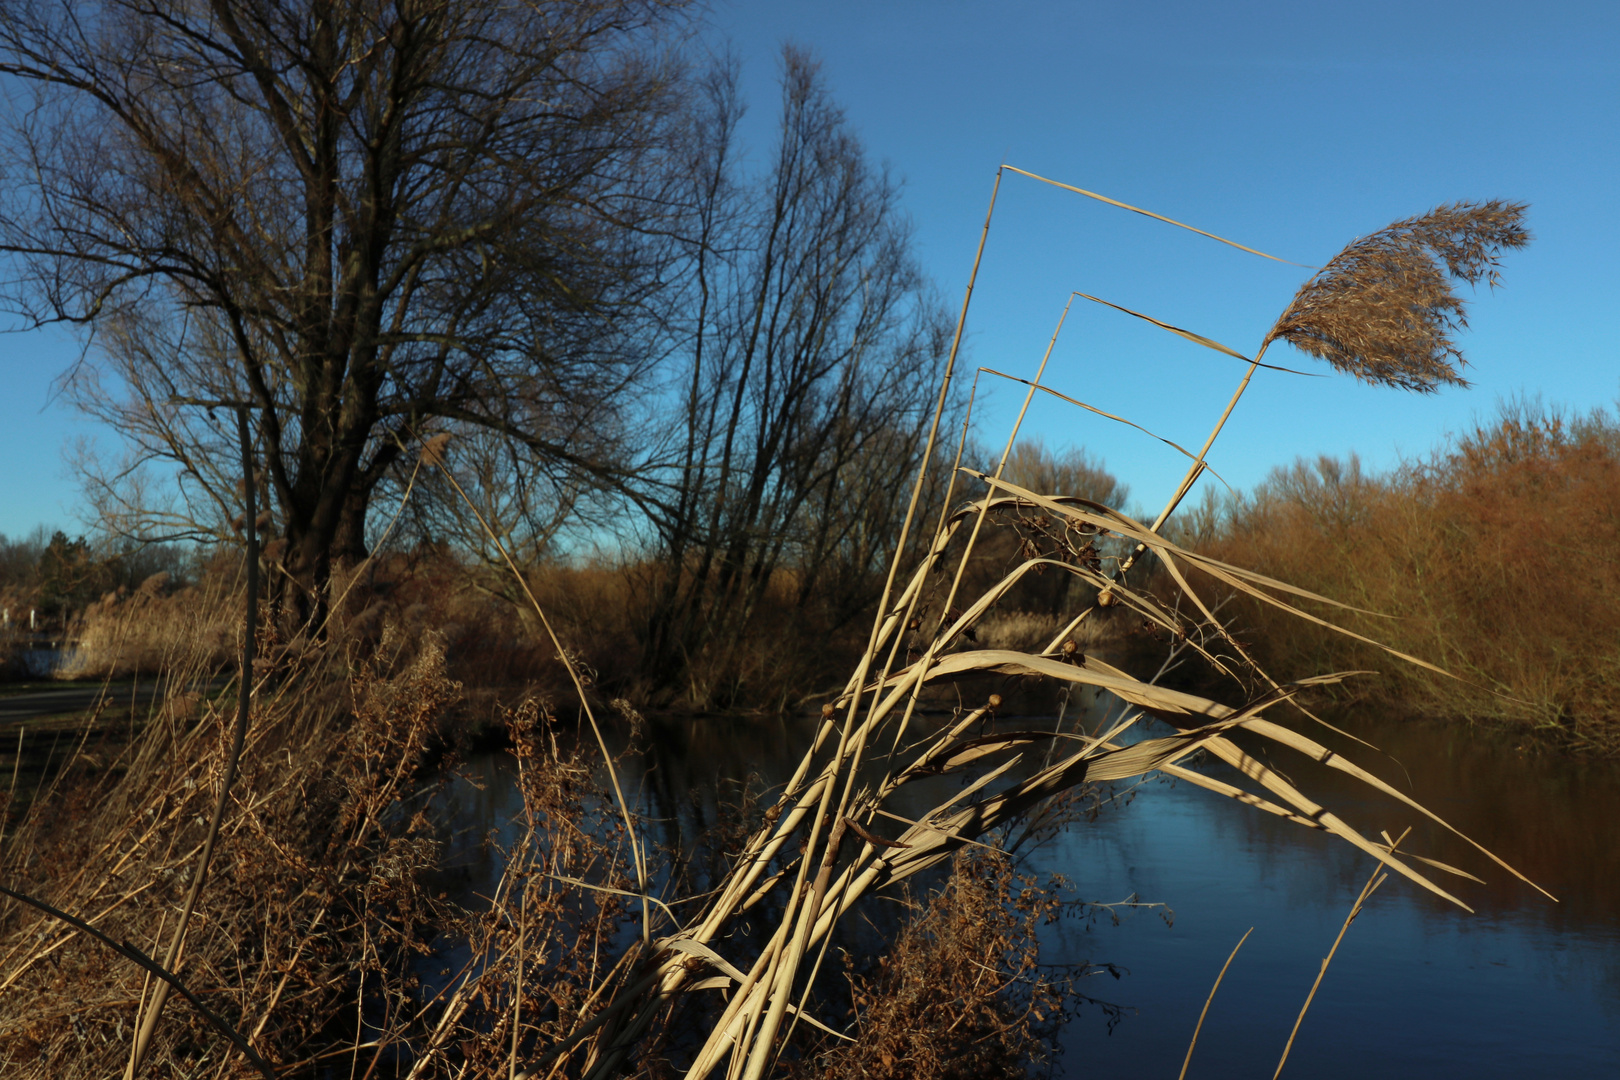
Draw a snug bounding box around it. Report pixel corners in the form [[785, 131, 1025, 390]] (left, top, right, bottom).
[[56, 574, 238, 681], [0, 629, 1087, 1077], [804, 853, 1092, 1080], [0, 630, 457, 1075], [1164, 402, 1620, 753], [1265, 200, 1531, 392], [0, 152, 1549, 1080]]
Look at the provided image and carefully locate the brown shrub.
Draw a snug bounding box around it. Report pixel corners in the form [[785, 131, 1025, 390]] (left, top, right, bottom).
[[802, 852, 1087, 1080], [1166, 402, 1620, 752]]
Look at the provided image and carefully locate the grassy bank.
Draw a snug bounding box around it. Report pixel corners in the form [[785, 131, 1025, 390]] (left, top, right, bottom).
[[1164, 402, 1620, 753], [0, 618, 1092, 1077]]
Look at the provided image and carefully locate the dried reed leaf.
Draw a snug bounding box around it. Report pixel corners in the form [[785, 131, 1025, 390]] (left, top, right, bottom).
[[965, 471, 1380, 615], [843, 818, 911, 851], [1195, 734, 1471, 910], [980, 367, 1233, 484], [1266, 200, 1531, 392], [1075, 292, 1316, 376], [1003, 165, 1307, 265], [1235, 718, 1553, 899], [1156, 761, 1327, 829]]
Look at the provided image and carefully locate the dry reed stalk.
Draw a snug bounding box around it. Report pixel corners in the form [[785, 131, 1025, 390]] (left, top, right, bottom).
[[123, 409, 260, 1077], [565, 491, 1529, 1077], [422, 436, 654, 949], [1272, 828, 1412, 1079], [1178, 927, 1252, 1080], [547, 172, 1543, 1080]]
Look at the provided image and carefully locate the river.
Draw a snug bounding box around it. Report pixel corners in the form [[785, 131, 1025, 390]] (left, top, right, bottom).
[[432, 698, 1620, 1078]]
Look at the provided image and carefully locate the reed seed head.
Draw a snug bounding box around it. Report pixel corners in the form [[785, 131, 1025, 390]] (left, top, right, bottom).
[[421, 431, 452, 467], [1265, 200, 1531, 393]]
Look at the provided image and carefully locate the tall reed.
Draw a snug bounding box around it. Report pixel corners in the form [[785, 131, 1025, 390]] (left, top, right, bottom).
[[518, 171, 1540, 1080], [0, 170, 1544, 1079]]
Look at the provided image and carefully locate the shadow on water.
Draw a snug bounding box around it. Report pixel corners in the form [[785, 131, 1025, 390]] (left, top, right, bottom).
[[429, 699, 1620, 1078]]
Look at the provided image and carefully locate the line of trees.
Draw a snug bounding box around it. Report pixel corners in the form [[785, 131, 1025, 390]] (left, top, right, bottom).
[[0, 2, 1110, 705], [0, 528, 193, 629]]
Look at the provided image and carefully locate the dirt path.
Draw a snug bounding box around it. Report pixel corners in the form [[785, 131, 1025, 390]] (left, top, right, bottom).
[[0, 677, 228, 727]]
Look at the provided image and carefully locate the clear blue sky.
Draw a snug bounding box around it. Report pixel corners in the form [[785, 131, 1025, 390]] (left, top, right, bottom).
[[1, 0, 1615, 537]]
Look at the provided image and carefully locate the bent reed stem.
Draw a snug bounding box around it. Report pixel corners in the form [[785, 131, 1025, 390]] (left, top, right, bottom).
[[124, 407, 260, 1078]]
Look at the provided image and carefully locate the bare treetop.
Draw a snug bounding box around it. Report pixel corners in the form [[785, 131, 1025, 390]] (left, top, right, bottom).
[[0, 0, 690, 610]]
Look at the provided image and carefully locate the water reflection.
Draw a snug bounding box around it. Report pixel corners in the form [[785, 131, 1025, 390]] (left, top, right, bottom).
[[1039, 708, 1620, 1079], [434, 703, 1620, 1078]]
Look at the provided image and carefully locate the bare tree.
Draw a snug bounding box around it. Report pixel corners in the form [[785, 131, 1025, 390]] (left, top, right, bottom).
[[633, 48, 955, 706], [0, 0, 689, 621]]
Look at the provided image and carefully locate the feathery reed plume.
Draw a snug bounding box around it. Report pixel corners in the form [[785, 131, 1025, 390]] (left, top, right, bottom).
[[421, 431, 452, 468], [1265, 200, 1530, 392]]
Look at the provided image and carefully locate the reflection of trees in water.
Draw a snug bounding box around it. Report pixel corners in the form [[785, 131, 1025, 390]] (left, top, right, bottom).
[[1205, 714, 1620, 930], [430, 707, 1126, 1058]]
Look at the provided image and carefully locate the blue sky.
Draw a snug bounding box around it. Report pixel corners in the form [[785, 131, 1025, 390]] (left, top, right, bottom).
[[1, 0, 1615, 537]]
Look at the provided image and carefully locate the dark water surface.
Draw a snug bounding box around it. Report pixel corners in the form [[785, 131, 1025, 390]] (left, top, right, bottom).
[[439, 703, 1620, 1078]]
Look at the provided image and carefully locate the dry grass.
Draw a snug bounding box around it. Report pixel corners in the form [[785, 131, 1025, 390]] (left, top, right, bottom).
[[559, 173, 1538, 1080], [0, 631, 447, 1076], [800, 852, 1092, 1080], [0, 170, 1547, 1080], [54, 573, 238, 681], [0, 624, 670, 1078]]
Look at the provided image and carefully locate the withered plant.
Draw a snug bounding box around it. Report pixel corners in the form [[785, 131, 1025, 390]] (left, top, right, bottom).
[[0, 168, 1545, 1080], [0, 627, 457, 1077], [801, 850, 1103, 1080], [539, 169, 1542, 1080]]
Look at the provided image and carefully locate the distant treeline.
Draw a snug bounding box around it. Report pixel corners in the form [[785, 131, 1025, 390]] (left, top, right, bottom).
[[1162, 401, 1620, 754], [28, 439, 1130, 711], [0, 529, 195, 629]]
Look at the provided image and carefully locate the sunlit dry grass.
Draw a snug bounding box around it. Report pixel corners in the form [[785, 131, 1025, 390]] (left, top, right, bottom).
[[54, 573, 238, 681], [557, 176, 1540, 1080]]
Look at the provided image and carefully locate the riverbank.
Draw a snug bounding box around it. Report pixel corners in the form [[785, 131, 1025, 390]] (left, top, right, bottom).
[[0, 634, 1092, 1078], [1157, 403, 1620, 756]]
